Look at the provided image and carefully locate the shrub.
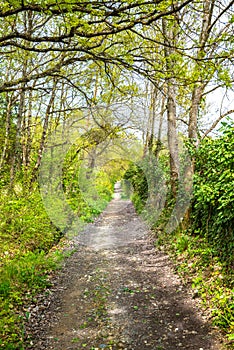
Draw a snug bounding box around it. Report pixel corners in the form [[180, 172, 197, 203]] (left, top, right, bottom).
[[191, 122, 234, 266]]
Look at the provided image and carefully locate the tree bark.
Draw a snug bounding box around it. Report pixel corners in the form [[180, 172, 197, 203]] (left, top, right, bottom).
[[30, 79, 58, 183], [162, 18, 180, 198], [188, 0, 215, 144], [188, 85, 203, 141], [154, 85, 166, 160], [0, 94, 16, 171]]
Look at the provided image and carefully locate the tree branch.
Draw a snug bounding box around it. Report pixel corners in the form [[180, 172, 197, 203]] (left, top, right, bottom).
[[202, 109, 234, 138]]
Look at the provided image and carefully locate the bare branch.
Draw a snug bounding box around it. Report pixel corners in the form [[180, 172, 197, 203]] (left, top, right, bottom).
[[202, 109, 234, 138]]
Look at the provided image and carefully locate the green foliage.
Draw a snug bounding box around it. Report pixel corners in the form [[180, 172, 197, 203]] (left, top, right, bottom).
[[124, 163, 148, 212], [0, 186, 65, 348], [0, 249, 64, 349], [0, 118, 130, 347], [62, 131, 128, 222], [149, 123, 234, 340], [155, 229, 234, 338], [121, 179, 133, 199], [191, 122, 234, 266], [0, 188, 62, 260]]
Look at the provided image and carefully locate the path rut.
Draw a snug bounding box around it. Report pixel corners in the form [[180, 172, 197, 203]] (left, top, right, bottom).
[[26, 192, 222, 350]]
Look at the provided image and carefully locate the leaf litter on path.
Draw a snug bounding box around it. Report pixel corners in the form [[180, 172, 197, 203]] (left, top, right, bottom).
[[25, 198, 223, 350]]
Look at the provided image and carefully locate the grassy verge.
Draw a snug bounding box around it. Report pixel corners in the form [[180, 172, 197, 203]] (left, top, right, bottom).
[[0, 182, 114, 349], [0, 246, 70, 350], [154, 228, 234, 348]]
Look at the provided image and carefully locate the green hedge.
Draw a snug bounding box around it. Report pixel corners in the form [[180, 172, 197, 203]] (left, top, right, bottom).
[[191, 123, 234, 266]]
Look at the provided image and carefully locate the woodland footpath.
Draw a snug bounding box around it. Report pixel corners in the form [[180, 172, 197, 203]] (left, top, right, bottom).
[[0, 1, 233, 349], [24, 195, 222, 350]]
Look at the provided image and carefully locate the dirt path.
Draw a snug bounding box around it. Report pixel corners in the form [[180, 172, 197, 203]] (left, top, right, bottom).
[[26, 189, 222, 350]]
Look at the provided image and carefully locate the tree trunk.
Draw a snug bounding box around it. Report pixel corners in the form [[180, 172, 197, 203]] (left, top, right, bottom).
[[167, 82, 179, 198], [143, 84, 157, 156], [30, 79, 58, 183], [188, 85, 203, 142], [188, 0, 215, 144], [154, 85, 166, 160], [0, 94, 15, 171], [162, 18, 180, 198], [10, 11, 34, 184]]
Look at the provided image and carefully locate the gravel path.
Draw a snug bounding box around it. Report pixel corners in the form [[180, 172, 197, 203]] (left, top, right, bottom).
[[25, 188, 222, 350]]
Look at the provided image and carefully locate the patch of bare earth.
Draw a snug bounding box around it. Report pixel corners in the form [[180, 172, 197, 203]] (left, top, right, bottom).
[[25, 194, 223, 350]]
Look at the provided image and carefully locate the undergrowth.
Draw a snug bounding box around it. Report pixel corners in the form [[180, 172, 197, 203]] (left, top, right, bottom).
[[0, 248, 66, 349], [0, 181, 114, 348], [0, 163, 119, 349], [125, 123, 234, 346], [155, 229, 234, 345]]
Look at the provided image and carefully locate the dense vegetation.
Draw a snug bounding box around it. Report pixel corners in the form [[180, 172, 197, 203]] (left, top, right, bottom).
[[126, 122, 234, 341], [0, 1, 233, 348], [192, 123, 234, 267], [0, 154, 127, 349]]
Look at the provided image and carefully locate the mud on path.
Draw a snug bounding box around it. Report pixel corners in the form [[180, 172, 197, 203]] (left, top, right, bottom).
[[26, 192, 222, 350]]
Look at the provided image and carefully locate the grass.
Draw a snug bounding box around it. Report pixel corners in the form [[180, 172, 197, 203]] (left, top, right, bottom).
[[0, 247, 68, 349], [155, 228, 234, 347]]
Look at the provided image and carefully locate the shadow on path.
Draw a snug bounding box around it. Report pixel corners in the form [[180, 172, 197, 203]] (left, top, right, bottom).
[[26, 195, 222, 350]]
